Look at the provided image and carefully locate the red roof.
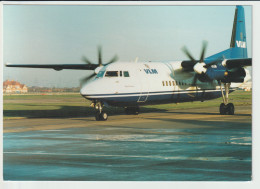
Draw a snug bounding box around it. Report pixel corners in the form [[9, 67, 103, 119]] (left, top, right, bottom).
[[3, 80, 26, 87]]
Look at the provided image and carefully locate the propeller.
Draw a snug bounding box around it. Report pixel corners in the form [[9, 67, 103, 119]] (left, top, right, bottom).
[[80, 73, 96, 87], [80, 46, 118, 87], [81, 46, 118, 67], [182, 41, 210, 86]]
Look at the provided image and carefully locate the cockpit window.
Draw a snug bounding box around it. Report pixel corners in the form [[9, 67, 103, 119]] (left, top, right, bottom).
[[105, 71, 119, 77], [96, 71, 105, 78], [123, 71, 130, 77]]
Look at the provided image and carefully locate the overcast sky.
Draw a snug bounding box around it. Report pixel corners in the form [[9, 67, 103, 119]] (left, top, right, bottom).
[[3, 5, 252, 87]]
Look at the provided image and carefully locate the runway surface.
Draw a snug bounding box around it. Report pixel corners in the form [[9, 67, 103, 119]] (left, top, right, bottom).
[[3, 105, 252, 181]]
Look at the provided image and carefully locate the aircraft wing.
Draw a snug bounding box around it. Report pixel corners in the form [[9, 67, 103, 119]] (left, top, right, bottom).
[[224, 58, 252, 69], [5, 63, 99, 71]]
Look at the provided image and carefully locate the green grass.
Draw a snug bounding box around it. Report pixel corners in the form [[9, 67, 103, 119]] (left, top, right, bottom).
[[3, 90, 252, 119], [146, 90, 252, 110]]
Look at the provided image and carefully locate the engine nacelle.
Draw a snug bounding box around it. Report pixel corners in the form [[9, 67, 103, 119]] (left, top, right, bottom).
[[203, 66, 246, 83], [205, 68, 227, 81], [223, 67, 246, 83]]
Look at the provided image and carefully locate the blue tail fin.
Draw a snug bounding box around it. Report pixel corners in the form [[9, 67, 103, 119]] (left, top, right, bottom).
[[230, 5, 247, 58], [206, 6, 248, 61]]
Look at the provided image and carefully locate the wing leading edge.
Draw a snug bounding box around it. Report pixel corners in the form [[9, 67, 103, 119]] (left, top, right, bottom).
[[181, 58, 252, 71], [5, 63, 99, 71]]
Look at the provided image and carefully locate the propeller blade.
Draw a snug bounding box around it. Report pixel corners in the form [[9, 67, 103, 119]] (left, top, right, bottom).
[[199, 41, 208, 62], [182, 46, 196, 62], [105, 55, 119, 65], [80, 73, 96, 87], [81, 56, 93, 65], [191, 74, 198, 86], [98, 46, 102, 67], [82, 46, 118, 67]]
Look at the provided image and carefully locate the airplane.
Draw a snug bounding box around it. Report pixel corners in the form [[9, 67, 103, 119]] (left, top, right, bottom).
[[6, 5, 252, 121]]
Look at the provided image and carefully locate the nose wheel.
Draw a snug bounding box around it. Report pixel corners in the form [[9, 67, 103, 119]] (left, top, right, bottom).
[[95, 111, 108, 121], [93, 101, 108, 121], [219, 82, 235, 115]]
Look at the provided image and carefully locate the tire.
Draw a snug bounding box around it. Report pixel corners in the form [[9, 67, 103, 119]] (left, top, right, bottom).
[[227, 103, 235, 115], [95, 112, 101, 121], [100, 112, 108, 121], [95, 112, 108, 121], [220, 103, 226, 115]]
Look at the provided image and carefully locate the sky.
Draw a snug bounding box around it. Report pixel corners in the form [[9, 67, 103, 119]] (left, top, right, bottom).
[[3, 5, 252, 88]]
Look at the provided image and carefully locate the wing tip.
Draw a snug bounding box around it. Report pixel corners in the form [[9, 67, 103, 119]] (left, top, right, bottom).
[[5, 62, 12, 67]]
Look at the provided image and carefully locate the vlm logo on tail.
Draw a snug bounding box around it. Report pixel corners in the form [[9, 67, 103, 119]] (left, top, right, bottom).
[[236, 41, 246, 48]]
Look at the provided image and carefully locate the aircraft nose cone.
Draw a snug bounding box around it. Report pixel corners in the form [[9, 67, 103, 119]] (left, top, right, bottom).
[[80, 80, 100, 98], [80, 85, 94, 96]]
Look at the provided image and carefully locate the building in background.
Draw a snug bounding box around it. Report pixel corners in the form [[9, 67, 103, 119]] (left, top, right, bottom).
[[239, 81, 252, 91], [3, 80, 28, 93]]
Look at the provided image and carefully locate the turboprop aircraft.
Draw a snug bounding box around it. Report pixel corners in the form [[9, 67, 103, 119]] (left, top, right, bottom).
[[6, 6, 252, 121]]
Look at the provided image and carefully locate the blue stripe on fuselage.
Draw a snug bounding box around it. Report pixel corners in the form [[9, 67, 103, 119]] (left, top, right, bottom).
[[82, 89, 235, 107], [82, 89, 224, 97]]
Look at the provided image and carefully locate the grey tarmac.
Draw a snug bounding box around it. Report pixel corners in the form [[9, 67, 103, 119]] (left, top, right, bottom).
[[3, 105, 252, 181]]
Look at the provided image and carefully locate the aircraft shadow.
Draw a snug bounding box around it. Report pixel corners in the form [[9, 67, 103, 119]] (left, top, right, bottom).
[[3, 105, 251, 119], [144, 117, 252, 129], [161, 111, 251, 117], [3, 105, 167, 119]]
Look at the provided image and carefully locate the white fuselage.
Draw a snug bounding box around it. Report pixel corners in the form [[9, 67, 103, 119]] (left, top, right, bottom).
[[80, 61, 250, 107]]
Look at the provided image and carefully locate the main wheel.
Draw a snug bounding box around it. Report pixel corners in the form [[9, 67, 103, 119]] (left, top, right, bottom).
[[227, 103, 235, 115], [220, 103, 226, 115]]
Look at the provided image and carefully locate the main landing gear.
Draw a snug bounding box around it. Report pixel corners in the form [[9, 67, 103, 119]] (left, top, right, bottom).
[[219, 82, 235, 115], [92, 101, 108, 121]]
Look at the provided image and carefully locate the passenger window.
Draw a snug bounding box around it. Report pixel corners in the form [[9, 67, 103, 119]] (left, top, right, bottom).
[[120, 71, 122, 77], [169, 81, 171, 86], [124, 71, 130, 77], [105, 71, 118, 77], [162, 81, 165, 86], [172, 81, 175, 86], [166, 81, 168, 86]]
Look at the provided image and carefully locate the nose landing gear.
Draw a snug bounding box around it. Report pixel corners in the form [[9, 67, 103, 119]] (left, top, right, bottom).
[[92, 101, 108, 121], [219, 82, 235, 115]]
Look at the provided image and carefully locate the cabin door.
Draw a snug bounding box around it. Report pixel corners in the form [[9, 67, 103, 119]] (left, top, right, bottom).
[[137, 66, 150, 102]]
